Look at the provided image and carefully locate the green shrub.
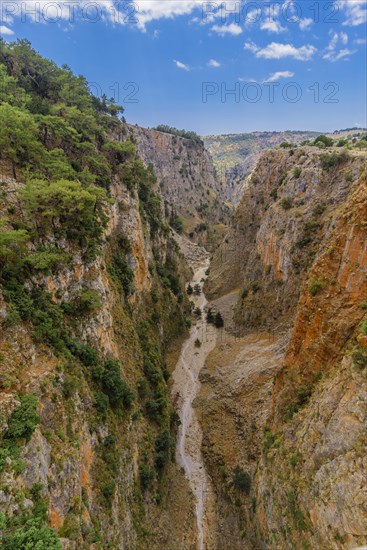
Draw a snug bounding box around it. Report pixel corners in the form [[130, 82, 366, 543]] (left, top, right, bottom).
[[270, 188, 278, 200], [314, 135, 333, 147], [337, 138, 348, 147], [312, 203, 326, 217], [278, 174, 287, 186], [295, 221, 322, 249], [293, 167, 302, 179], [146, 388, 168, 423], [309, 278, 325, 296], [24, 248, 71, 273], [4, 304, 21, 327], [62, 375, 80, 399], [6, 394, 39, 441], [352, 348, 367, 370], [281, 197, 293, 210], [109, 251, 134, 297], [288, 491, 307, 532], [153, 125, 202, 142], [59, 512, 80, 541], [67, 339, 99, 366], [320, 151, 349, 171], [359, 320, 367, 335], [2, 518, 62, 550], [232, 466, 251, 494], [289, 453, 298, 468], [155, 430, 173, 470], [75, 289, 102, 314], [263, 429, 279, 453], [94, 392, 109, 419], [98, 359, 134, 408], [140, 465, 154, 490], [192, 284, 201, 296], [169, 213, 184, 233], [101, 481, 116, 500], [284, 385, 313, 420], [251, 281, 261, 293], [194, 339, 202, 348], [102, 140, 135, 167]]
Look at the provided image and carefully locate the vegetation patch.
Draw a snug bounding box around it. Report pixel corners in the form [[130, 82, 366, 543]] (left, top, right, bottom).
[[308, 277, 325, 296]]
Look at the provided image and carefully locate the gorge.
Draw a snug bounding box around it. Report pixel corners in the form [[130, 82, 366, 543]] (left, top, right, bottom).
[[0, 40, 366, 550]]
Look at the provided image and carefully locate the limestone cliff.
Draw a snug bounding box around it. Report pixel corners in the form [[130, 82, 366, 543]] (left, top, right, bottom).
[[204, 131, 320, 205], [129, 125, 232, 249], [207, 147, 364, 333], [201, 146, 367, 549], [0, 167, 196, 547]]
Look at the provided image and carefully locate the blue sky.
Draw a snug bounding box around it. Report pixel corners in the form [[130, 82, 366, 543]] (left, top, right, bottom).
[[1, 0, 366, 134]]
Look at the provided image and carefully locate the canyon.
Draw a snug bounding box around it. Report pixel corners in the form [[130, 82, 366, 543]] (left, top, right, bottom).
[[0, 41, 366, 550]]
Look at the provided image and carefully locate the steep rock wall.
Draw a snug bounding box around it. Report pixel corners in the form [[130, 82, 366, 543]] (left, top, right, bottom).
[[0, 167, 197, 548], [128, 125, 232, 248], [201, 147, 367, 549], [207, 147, 364, 333]]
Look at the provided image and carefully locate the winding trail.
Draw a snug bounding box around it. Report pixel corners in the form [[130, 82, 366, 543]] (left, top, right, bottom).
[[172, 256, 217, 550]]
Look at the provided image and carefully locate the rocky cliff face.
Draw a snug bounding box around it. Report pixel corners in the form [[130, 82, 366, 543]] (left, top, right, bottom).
[[204, 131, 320, 205], [129, 125, 232, 248], [207, 147, 364, 332], [201, 147, 367, 549], [0, 161, 198, 547]]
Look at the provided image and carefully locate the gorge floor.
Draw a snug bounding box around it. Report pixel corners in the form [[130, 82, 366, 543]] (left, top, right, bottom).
[[172, 258, 217, 550]]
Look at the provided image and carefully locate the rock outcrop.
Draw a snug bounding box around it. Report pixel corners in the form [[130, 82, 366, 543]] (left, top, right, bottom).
[[201, 146, 367, 549], [129, 125, 232, 248]]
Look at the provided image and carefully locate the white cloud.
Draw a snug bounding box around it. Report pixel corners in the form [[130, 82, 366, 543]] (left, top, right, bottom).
[[323, 30, 355, 61], [265, 70, 295, 82], [355, 37, 367, 45], [0, 25, 14, 35], [338, 0, 367, 26], [323, 48, 355, 62], [134, 0, 202, 29], [260, 19, 286, 33], [244, 40, 259, 53], [340, 32, 348, 45], [211, 23, 242, 36], [208, 59, 221, 68], [327, 31, 339, 51], [173, 59, 190, 71], [255, 42, 317, 61], [246, 4, 286, 33], [4, 0, 204, 31], [299, 18, 313, 31]]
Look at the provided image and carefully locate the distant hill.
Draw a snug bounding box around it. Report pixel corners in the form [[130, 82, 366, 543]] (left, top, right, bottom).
[[204, 129, 367, 204], [203, 131, 320, 204]]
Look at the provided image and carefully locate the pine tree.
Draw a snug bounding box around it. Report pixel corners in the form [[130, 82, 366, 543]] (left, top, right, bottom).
[[214, 312, 224, 328], [206, 308, 214, 324], [193, 284, 201, 295]]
